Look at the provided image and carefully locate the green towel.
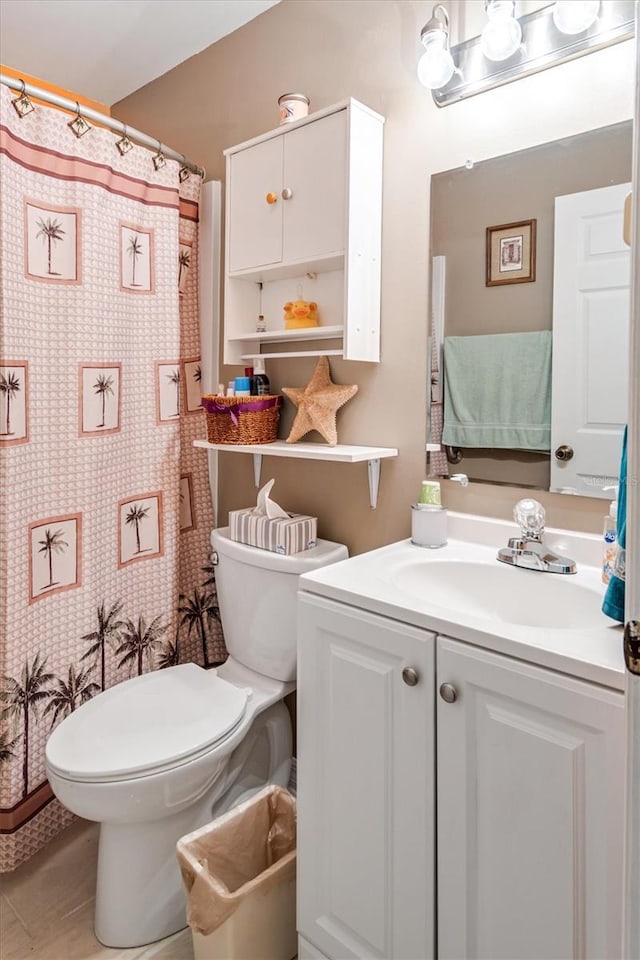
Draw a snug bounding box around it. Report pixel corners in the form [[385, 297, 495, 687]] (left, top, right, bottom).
[[442, 331, 552, 451]]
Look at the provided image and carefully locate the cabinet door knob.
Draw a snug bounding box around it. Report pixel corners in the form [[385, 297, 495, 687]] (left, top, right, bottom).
[[402, 667, 419, 686], [281, 187, 293, 200], [439, 682, 457, 703], [265, 192, 278, 205]]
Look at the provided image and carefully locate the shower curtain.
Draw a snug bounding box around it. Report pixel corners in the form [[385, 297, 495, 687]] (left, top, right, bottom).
[[0, 84, 225, 871]]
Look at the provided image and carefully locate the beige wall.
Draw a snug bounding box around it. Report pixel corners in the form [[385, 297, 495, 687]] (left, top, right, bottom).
[[116, 0, 635, 551]]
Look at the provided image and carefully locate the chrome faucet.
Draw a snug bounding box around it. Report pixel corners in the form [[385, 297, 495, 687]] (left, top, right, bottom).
[[497, 498, 576, 574]]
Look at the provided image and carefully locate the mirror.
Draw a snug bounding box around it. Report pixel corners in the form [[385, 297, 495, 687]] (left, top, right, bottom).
[[429, 121, 632, 495]]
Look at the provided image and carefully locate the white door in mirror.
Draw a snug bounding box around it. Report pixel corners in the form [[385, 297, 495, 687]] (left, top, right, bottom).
[[551, 182, 630, 498]]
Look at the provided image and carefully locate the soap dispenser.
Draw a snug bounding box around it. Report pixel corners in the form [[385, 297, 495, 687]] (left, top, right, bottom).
[[251, 357, 270, 396], [602, 486, 618, 585]]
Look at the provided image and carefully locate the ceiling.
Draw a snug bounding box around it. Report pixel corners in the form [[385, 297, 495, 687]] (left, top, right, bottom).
[[0, 0, 279, 106]]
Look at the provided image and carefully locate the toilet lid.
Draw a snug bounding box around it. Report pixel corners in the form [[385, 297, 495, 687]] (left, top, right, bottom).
[[45, 664, 248, 782]]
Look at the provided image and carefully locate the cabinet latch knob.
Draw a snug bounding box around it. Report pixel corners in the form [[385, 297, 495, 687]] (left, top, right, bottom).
[[439, 682, 458, 703], [266, 192, 278, 205], [402, 667, 419, 686], [281, 187, 293, 200]]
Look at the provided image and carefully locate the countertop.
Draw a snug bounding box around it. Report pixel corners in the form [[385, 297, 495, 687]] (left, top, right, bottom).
[[299, 512, 626, 691]]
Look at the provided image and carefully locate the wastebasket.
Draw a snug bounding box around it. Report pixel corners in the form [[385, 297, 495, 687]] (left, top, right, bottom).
[[177, 785, 297, 960]]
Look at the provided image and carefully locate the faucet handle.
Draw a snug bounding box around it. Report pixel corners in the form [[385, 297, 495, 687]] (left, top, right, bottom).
[[514, 498, 545, 541]]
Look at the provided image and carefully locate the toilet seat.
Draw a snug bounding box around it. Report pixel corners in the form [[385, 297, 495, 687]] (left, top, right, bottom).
[[46, 663, 248, 784]]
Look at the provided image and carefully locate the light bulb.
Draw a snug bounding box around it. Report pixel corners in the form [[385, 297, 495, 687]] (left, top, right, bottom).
[[553, 1, 600, 35], [417, 32, 455, 89], [480, 0, 522, 62]]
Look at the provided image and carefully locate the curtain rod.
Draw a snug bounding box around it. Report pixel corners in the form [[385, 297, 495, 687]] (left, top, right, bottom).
[[0, 74, 205, 177]]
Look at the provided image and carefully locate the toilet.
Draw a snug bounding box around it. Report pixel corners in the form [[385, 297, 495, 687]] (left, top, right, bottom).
[[45, 527, 348, 949]]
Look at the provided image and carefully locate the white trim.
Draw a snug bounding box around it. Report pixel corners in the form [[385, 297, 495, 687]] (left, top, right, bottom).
[[623, 8, 640, 956], [198, 181, 222, 525]]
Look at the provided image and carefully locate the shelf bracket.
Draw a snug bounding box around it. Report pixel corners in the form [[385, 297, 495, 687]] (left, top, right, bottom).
[[367, 458, 381, 509], [252, 454, 263, 489]]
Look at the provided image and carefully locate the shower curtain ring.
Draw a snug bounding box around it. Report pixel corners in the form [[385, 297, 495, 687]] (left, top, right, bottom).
[[68, 100, 91, 138], [152, 140, 166, 171], [11, 78, 35, 118], [116, 122, 134, 156], [178, 154, 190, 182]]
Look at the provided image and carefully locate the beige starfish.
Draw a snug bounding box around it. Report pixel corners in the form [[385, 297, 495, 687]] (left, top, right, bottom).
[[282, 356, 358, 446]]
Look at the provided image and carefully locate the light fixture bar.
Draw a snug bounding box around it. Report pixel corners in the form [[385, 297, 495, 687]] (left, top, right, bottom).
[[432, 0, 635, 108]]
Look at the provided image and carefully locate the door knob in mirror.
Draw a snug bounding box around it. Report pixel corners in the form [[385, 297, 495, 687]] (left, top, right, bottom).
[[555, 445, 574, 462]]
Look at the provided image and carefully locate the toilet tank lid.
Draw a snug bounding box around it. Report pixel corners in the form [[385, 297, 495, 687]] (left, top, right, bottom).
[[45, 664, 247, 782], [211, 527, 348, 574]]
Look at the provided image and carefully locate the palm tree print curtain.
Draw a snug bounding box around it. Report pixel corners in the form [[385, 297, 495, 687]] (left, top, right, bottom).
[[0, 85, 225, 871]]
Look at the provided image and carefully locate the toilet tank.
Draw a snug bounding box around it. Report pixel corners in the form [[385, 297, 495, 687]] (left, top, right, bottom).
[[211, 527, 348, 682]]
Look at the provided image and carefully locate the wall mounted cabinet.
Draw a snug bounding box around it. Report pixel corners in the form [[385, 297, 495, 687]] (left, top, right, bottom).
[[223, 99, 384, 364]]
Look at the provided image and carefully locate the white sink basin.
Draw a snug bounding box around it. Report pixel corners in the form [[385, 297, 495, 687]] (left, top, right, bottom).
[[299, 515, 623, 690], [388, 558, 603, 629]]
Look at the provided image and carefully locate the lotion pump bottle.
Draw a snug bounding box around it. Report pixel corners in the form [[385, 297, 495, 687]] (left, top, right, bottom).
[[602, 485, 618, 585], [251, 357, 270, 396]]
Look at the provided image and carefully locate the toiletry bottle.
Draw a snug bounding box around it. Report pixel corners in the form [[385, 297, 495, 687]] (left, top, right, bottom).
[[234, 376, 251, 397], [602, 486, 618, 584], [418, 480, 441, 505], [412, 480, 446, 547], [251, 357, 270, 396]]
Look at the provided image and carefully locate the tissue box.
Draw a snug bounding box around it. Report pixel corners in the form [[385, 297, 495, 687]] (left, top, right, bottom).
[[229, 509, 318, 555]]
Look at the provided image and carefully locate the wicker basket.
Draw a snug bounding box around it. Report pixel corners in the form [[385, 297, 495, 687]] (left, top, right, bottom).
[[201, 394, 282, 445]]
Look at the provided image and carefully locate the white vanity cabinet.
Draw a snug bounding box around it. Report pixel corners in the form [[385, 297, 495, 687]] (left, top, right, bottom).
[[297, 592, 625, 960], [223, 99, 384, 363], [297, 593, 435, 960], [437, 636, 625, 960]]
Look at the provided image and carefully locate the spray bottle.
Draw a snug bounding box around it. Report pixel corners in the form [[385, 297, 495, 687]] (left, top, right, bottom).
[[602, 485, 618, 585]]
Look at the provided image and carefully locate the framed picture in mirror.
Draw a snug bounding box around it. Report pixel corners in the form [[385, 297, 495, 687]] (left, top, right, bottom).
[[486, 219, 536, 286]]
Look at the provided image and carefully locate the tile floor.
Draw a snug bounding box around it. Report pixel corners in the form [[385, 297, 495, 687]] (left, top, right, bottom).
[[0, 819, 194, 960]]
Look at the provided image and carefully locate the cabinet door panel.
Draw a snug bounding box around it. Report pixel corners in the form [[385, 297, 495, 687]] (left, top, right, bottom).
[[282, 111, 347, 263], [298, 594, 434, 960], [437, 636, 625, 960], [228, 137, 283, 272]]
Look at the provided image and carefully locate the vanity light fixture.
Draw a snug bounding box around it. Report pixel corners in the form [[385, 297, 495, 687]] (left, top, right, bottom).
[[422, 0, 634, 107], [417, 4, 456, 90], [553, 0, 600, 35], [480, 0, 522, 62]]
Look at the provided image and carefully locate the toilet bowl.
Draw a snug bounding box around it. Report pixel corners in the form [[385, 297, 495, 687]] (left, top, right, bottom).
[[45, 529, 347, 948]]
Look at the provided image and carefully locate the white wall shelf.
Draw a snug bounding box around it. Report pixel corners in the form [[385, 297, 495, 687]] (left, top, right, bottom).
[[228, 252, 344, 283], [231, 325, 344, 344], [194, 439, 398, 509], [240, 349, 344, 361]]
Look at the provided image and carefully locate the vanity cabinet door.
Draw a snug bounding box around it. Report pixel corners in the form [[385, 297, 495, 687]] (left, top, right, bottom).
[[297, 593, 435, 960], [436, 636, 625, 960]]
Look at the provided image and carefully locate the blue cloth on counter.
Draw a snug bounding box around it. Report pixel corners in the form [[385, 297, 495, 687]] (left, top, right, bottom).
[[602, 426, 627, 624], [442, 331, 552, 451]]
